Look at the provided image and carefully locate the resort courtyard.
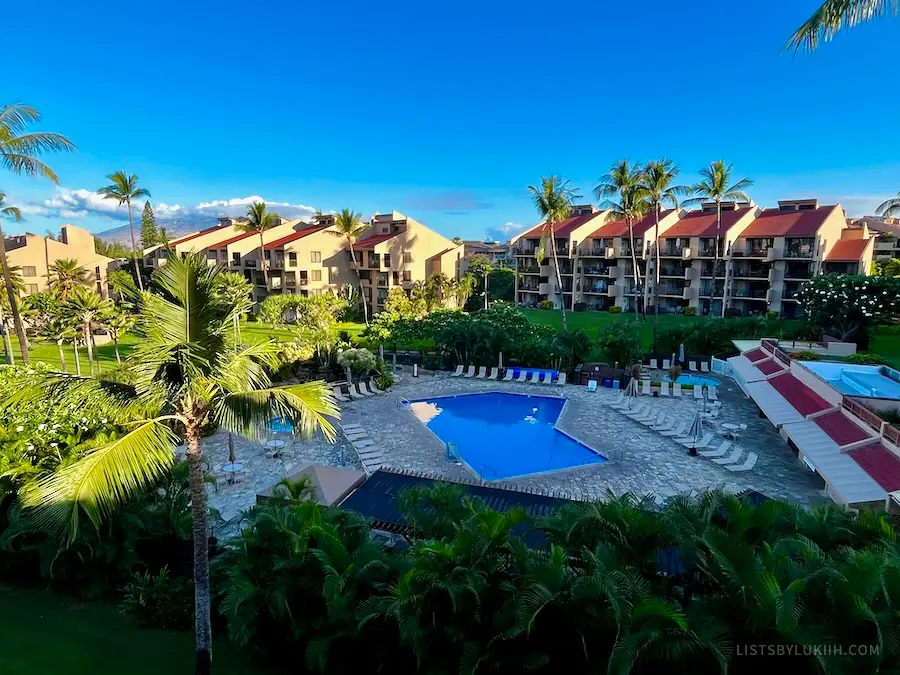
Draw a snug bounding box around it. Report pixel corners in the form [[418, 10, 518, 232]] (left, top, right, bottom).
[[206, 370, 827, 524]]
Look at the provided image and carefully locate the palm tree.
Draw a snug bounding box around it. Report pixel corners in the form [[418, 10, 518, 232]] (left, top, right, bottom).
[[467, 254, 494, 309], [684, 161, 753, 318], [0, 262, 24, 364], [787, 0, 897, 52], [65, 287, 111, 377], [97, 171, 150, 292], [876, 191, 900, 219], [20, 253, 338, 674], [329, 209, 370, 324], [101, 308, 133, 365], [236, 202, 279, 290], [595, 161, 649, 318], [642, 159, 689, 349], [47, 258, 90, 300], [36, 314, 75, 372], [528, 176, 580, 330], [212, 272, 254, 341]]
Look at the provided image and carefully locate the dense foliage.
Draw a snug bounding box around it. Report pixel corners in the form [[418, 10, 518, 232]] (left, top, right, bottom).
[[258, 293, 347, 328], [796, 274, 900, 342], [655, 315, 821, 357]]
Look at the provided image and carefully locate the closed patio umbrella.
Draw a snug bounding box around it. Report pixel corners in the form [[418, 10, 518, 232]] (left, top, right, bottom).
[[498, 351, 503, 371], [686, 411, 702, 456], [679, 343, 685, 364]]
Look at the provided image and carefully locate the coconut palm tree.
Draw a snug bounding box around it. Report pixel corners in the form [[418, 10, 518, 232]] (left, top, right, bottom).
[[97, 172, 150, 292], [787, 0, 897, 52], [0, 262, 24, 364], [236, 201, 279, 290], [65, 287, 111, 377], [528, 176, 580, 330], [642, 159, 690, 349], [19, 253, 338, 674], [36, 314, 75, 372], [684, 161, 753, 318], [212, 271, 254, 341], [877, 191, 900, 219], [595, 161, 649, 318], [46, 258, 90, 300], [329, 209, 370, 324], [101, 307, 134, 365]]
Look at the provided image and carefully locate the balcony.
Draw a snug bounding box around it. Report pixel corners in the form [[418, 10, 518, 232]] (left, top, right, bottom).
[[784, 263, 813, 280], [683, 287, 698, 301], [698, 246, 719, 258], [660, 246, 681, 257], [244, 260, 257, 269], [658, 284, 685, 297], [731, 287, 768, 299], [271, 258, 285, 269], [785, 248, 814, 259], [269, 277, 283, 290], [745, 248, 769, 258], [785, 239, 815, 259], [684, 267, 698, 281], [731, 267, 768, 279], [519, 282, 541, 292], [766, 288, 781, 303], [681, 247, 692, 260], [659, 267, 683, 277]]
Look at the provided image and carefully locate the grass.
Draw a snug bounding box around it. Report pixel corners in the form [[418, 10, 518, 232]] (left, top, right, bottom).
[[0, 585, 267, 675]]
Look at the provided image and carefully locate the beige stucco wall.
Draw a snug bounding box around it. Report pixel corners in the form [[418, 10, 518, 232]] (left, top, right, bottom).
[[279, 228, 355, 296]]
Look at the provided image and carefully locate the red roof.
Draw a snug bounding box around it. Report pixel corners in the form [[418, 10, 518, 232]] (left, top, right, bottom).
[[587, 210, 675, 239], [758, 360, 785, 376], [825, 238, 871, 261], [848, 442, 900, 491], [661, 207, 754, 238], [769, 374, 831, 416], [740, 206, 838, 238], [169, 224, 225, 246], [210, 231, 255, 248], [354, 231, 400, 249], [745, 348, 768, 363], [815, 411, 872, 446], [518, 212, 602, 240], [264, 225, 328, 250]]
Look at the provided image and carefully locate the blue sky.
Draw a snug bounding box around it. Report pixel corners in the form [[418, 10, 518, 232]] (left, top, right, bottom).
[[4, 0, 899, 242]]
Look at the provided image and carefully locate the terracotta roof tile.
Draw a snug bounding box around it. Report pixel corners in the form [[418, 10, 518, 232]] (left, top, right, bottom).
[[264, 225, 328, 250], [211, 231, 255, 248], [354, 231, 400, 248], [741, 206, 838, 238], [769, 374, 831, 416], [519, 212, 602, 239], [587, 210, 675, 239], [170, 224, 225, 246], [825, 238, 871, 261], [660, 207, 754, 238], [848, 443, 900, 492], [815, 411, 872, 446]]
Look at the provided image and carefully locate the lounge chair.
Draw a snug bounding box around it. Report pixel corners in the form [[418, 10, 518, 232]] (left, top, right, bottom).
[[699, 440, 731, 458], [688, 361, 697, 372], [608, 392, 626, 408], [641, 379, 651, 396], [678, 432, 713, 449], [475, 366, 487, 379], [701, 361, 710, 373], [623, 403, 648, 419], [708, 387, 718, 401], [464, 366, 476, 378], [516, 371, 528, 383], [653, 416, 675, 432], [712, 447, 744, 465], [662, 359, 671, 369], [558, 372, 567, 385], [650, 358, 658, 369], [369, 380, 387, 394], [347, 383, 365, 400], [487, 367, 499, 380], [587, 379, 598, 392], [693, 385, 703, 400], [659, 383, 670, 397], [502, 370, 514, 381], [726, 452, 759, 472], [673, 382, 683, 398], [332, 386, 350, 403], [645, 412, 666, 428], [660, 421, 689, 437], [451, 365, 464, 377], [354, 382, 373, 397], [542, 373, 554, 385], [632, 408, 657, 424]]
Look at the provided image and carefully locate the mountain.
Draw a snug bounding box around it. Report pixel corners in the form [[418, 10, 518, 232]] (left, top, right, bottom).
[[95, 218, 206, 244]]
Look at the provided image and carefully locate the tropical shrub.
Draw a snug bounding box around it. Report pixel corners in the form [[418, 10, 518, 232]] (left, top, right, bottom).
[[573, 301, 587, 312], [796, 273, 900, 341], [121, 566, 193, 630], [767, 310, 780, 319], [789, 350, 821, 361], [537, 300, 554, 310], [608, 305, 622, 313], [844, 353, 888, 365], [276, 337, 315, 365], [683, 306, 696, 316], [595, 321, 641, 367], [337, 347, 377, 374], [258, 293, 346, 328]]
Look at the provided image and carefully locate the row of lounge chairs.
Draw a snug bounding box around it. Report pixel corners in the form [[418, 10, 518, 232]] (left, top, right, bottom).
[[607, 394, 758, 473], [649, 359, 711, 373], [340, 422, 383, 473], [635, 379, 718, 401], [450, 365, 567, 385], [331, 379, 387, 403]]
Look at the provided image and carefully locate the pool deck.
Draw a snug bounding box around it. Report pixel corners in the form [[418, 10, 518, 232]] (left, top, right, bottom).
[[203, 370, 828, 526]]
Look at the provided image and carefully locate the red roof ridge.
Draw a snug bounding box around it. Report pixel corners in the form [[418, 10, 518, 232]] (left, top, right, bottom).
[[264, 225, 329, 249], [825, 238, 871, 261], [210, 231, 256, 248]]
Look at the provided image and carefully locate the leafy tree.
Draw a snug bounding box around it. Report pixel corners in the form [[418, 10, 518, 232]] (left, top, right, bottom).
[[595, 320, 643, 367], [97, 171, 150, 292], [0, 262, 24, 365], [101, 307, 134, 365], [0, 104, 75, 365], [796, 273, 900, 341], [684, 161, 753, 318], [16, 252, 338, 674], [595, 161, 650, 319], [93, 236, 132, 258], [140, 201, 159, 248], [329, 209, 370, 325], [486, 266, 515, 304], [46, 258, 90, 300], [64, 287, 112, 376], [467, 254, 494, 310], [528, 176, 579, 330], [236, 201, 278, 289], [788, 0, 897, 51]]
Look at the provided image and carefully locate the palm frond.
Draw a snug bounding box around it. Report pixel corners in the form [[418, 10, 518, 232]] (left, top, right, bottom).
[[786, 0, 897, 52], [215, 382, 338, 442], [876, 194, 900, 218]]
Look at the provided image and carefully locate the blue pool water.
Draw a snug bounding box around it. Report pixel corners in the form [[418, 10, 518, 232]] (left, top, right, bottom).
[[407, 392, 606, 480], [801, 361, 900, 399], [269, 417, 293, 433], [665, 374, 719, 388]]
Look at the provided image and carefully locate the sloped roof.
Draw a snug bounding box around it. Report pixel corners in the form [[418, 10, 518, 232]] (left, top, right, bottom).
[[814, 411, 872, 446], [741, 206, 838, 238], [769, 374, 831, 416], [661, 207, 754, 238], [264, 225, 328, 250], [587, 210, 675, 239], [354, 231, 400, 249], [518, 212, 602, 239], [212, 231, 255, 248], [848, 443, 900, 492], [825, 238, 871, 262], [169, 224, 224, 246]]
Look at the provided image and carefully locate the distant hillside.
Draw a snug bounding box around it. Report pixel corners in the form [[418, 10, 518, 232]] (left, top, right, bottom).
[[95, 219, 203, 244]]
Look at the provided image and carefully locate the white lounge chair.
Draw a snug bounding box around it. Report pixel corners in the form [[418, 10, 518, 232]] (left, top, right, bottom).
[[693, 386, 703, 400], [487, 367, 499, 380], [332, 386, 350, 403], [475, 366, 487, 379], [464, 366, 476, 378], [502, 370, 514, 381], [369, 380, 387, 394], [662, 359, 671, 369], [660, 421, 689, 437], [451, 365, 464, 377], [726, 452, 759, 472], [673, 382, 683, 398], [712, 447, 744, 465], [708, 387, 718, 401], [701, 361, 710, 373], [699, 440, 731, 458], [659, 383, 670, 397], [623, 403, 648, 419], [558, 372, 567, 385], [645, 412, 666, 428], [542, 373, 554, 385], [347, 383, 365, 400], [632, 408, 657, 424], [608, 392, 626, 409], [526, 372, 539, 383], [688, 361, 698, 372], [653, 416, 675, 432], [678, 432, 713, 449], [641, 379, 651, 396], [516, 371, 528, 383], [355, 382, 373, 397], [650, 358, 658, 369]]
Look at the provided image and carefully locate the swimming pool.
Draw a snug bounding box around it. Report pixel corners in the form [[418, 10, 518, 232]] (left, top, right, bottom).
[[665, 374, 719, 388], [269, 417, 293, 433], [407, 392, 606, 480], [801, 361, 900, 399]]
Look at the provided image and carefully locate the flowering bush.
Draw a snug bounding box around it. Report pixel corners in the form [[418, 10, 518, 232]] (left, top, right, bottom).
[[337, 347, 377, 374], [796, 274, 900, 341]]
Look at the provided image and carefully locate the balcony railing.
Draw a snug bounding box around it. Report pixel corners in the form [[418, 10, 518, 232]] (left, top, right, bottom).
[[785, 248, 814, 259], [518, 264, 540, 274], [732, 267, 768, 279], [583, 266, 611, 276], [519, 283, 540, 291]]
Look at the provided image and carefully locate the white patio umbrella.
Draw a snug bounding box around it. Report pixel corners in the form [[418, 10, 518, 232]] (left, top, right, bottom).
[[686, 410, 703, 456], [679, 343, 685, 364], [624, 375, 640, 409], [498, 351, 503, 371]]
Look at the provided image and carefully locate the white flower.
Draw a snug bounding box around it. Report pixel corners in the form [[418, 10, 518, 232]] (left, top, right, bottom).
[[101, 418, 107, 424], [15, 425, 23, 432], [50, 442, 58, 448], [27, 444, 33, 451], [81, 417, 87, 423], [37, 424, 45, 431]]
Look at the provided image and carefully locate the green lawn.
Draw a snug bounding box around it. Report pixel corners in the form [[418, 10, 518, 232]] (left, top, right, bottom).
[[0, 585, 267, 675]]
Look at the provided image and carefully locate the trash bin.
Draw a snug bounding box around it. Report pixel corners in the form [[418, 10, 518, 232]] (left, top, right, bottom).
[[612, 380, 620, 390], [603, 378, 612, 388]]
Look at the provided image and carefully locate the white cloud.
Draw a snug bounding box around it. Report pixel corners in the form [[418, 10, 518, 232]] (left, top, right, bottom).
[[486, 221, 524, 242]]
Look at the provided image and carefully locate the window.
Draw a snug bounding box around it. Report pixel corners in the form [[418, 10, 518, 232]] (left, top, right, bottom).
[[22, 266, 37, 277], [311, 270, 322, 282], [402, 270, 412, 282], [25, 284, 38, 294], [288, 252, 297, 266], [232, 252, 240, 264], [383, 254, 391, 268], [310, 251, 321, 263], [402, 252, 413, 264]]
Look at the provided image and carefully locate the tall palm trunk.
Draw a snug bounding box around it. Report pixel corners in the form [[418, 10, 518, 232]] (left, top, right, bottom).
[[628, 219, 641, 319], [83, 323, 95, 377], [186, 420, 213, 675], [113, 337, 121, 364], [258, 232, 269, 288], [73, 339, 82, 376], [348, 243, 369, 325], [710, 200, 722, 319], [549, 229, 568, 331], [484, 270, 489, 309], [56, 339, 67, 372], [652, 206, 661, 351], [0, 307, 13, 365], [0, 227, 28, 364], [126, 199, 144, 292]]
